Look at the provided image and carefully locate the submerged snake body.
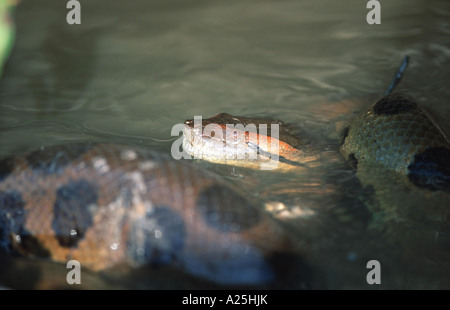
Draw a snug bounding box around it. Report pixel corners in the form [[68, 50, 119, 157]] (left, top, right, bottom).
[[0, 143, 301, 288], [340, 95, 450, 250], [341, 94, 450, 193]]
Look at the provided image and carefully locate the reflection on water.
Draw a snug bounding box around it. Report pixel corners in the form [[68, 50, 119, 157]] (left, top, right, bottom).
[[0, 0, 449, 289]]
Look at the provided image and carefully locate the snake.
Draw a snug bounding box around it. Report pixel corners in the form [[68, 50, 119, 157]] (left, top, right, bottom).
[[0, 143, 310, 289], [1, 61, 450, 289]]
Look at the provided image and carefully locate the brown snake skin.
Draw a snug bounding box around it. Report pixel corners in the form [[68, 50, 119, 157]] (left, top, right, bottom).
[[0, 143, 306, 289]]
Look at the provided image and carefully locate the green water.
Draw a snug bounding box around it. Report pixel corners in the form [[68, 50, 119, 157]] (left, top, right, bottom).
[[0, 0, 450, 289]]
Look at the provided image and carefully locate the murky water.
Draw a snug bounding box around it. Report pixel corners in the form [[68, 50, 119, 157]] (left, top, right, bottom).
[[0, 0, 450, 289]]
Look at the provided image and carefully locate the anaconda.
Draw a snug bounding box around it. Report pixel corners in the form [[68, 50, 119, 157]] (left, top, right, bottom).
[[0, 143, 312, 289]]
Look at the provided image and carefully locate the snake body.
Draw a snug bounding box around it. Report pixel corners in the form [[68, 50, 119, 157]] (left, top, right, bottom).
[[340, 94, 450, 255], [0, 143, 305, 288], [1, 94, 450, 289], [340, 94, 450, 193]]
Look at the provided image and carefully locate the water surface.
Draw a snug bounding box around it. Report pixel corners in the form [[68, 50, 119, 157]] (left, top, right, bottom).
[[0, 0, 449, 289]]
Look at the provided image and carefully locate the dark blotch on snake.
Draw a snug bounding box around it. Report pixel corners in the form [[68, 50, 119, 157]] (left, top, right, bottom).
[[0, 191, 26, 251], [0, 191, 49, 257], [128, 205, 186, 266], [407, 147, 450, 193], [52, 179, 98, 248], [372, 94, 417, 116], [197, 184, 261, 232]]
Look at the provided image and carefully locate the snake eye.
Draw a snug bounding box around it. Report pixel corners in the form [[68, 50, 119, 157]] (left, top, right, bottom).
[[233, 131, 238, 139], [211, 132, 215, 137]]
